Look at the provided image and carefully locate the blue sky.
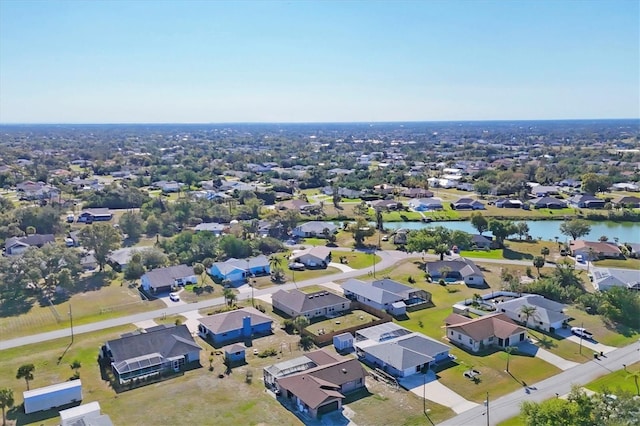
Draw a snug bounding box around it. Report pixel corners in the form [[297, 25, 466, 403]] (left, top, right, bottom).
[[0, 0, 638, 123]]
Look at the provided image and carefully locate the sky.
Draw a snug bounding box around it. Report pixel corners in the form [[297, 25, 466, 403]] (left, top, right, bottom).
[[0, 0, 638, 123]]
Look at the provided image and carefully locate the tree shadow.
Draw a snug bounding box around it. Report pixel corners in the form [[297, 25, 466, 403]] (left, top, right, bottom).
[[0, 294, 34, 317], [503, 248, 533, 260]]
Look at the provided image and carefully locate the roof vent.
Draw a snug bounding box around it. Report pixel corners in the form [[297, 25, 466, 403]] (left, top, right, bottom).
[[342, 368, 348, 374]]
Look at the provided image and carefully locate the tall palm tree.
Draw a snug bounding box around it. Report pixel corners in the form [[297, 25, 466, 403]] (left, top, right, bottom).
[[269, 255, 283, 271], [223, 288, 236, 307], [540, 246, 550, 261], [519, 305, 538, 327], [70, 360, 82, 377], [627, 369, 640, 396], [0, 388, 14, 426], [16, 364, 35, 391], [504, 346, 518, 372]]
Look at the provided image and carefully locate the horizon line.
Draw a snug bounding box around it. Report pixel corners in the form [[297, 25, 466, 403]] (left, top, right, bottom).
[[1, 117, 639, 126]]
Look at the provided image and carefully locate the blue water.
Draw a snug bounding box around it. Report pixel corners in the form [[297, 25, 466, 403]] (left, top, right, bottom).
[[382, 220, 640, 244]]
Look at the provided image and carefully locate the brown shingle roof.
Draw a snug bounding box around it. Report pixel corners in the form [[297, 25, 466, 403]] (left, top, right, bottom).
[[446, 313, 525, 341]]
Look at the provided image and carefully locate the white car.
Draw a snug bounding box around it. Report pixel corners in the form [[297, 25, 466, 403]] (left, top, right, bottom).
[[575, 254, 584, 263], [169, 292, 180, 302], [571, 327, 593, 339]]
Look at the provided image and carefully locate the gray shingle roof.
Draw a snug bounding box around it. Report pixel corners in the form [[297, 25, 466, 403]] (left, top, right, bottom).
[[143, 264, 194, 289], [107, 324, 200, 369], [272, 289, 349, 314], [198, 307, 273, 334]]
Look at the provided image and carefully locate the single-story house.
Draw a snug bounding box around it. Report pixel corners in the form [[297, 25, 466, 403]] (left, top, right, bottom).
[[354, 323, 450, 378], [613, 195, 640, 208], [370, 199, 402, 210], [289, 246, 332, 268], [471, 234, 494, 249], [408, 197, 443, 211], [77, 208, 112, 222], [559, 178, 582, 188], [569, 194, 606, 209], [107, 247, 144, 271], [401, 188, 434, 198], [444, 313, 527, 353], [292, 221, 338, 238], [224, 343, 247, 365], [4, 234, 55, 255], [591, 267, 640, 291], [451, 198, 485, 210], [342, 278, 430, 315], [392, 229, 408, 245], [208, 255, 270, 283], [530, 185, 560, 197], [570, 240, 623, 260], [140, 264, 197, 294], [197, 307, 273, 346], [15, 181, 59, 200], [272, 288, 350, 319], [611, 182, 640, 192], [152, 180, 183, 193], [426, 258, 485, 286], [276, 199, 313, 212], [194, 222, 227, 235], [495, 198, 523, 209], [266, 350, 366, 418], [100, 324, 201, 385], [530, 197, 567, 209], [495, 294, 569, 332]]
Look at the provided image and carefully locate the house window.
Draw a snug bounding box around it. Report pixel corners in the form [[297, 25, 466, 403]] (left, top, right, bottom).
[[469, 338, 473, 344], [458, 334, 462, 340], [488, 336, 494, 342], [450, 331, 454, 336]]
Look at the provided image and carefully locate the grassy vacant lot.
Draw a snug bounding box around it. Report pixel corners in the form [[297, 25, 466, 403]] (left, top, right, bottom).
[[306, 310, 379, 336], [0, 274, 164, 340], [585, 361, 640, 394], [592, 257, 640, 270], [564, 306, 640, 347]]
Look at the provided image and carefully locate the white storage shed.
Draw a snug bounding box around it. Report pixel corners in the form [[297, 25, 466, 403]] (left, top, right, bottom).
[[333, 332, 354, 352], [23, 380, 82, 414]]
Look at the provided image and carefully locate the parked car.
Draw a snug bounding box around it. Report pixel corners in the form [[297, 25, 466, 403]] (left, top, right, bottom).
[[575, 254, 584, 263], [288, 262, 305, 271], [571, 327, 593, 339], [169, 292, 180, 302], [381, 235, 389, 241]]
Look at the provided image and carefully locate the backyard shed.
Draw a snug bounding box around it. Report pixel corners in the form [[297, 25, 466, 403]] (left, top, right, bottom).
[[224, 343, 247, 365], [333, 332, 354, 352], [59, 401, 113, 426], [23, 380, 83, 414]]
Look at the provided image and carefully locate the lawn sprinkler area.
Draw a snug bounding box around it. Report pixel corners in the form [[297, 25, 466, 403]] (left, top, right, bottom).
[[306, 310, 380, 336]]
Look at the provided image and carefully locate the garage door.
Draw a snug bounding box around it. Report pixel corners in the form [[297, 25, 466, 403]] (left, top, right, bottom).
[[317, 401, 339, 416]]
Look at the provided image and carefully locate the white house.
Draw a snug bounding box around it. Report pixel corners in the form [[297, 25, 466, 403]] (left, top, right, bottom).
[[140, 264, 197, 294], [292, 221, 338, 238]]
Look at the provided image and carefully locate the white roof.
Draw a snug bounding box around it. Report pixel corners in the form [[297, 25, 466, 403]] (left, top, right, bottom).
[[59, 401, 101, 421], [24, 379, 82, 399]]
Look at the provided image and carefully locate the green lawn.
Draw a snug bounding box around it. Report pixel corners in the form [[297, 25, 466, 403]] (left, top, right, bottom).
[[382, 210, 423, 222], [526, 329, 592, 363], [336, 251, 381, 269], [564, 306, 640, 347], [497, 415, 526, 426], [306, 310, 379, 335], [592, 258, 640, 270], [460, 249, 503, 259], [585, 361, 640, 395]]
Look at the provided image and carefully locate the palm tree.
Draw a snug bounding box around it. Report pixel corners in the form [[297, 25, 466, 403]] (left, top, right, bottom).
[[16, 364, 35, 391], [504, 346, 518, 372], [540, 246, 550, 261], [269, 255, 283, 271], [627, 369, 640, 396], [519, 305, 538, 327], [533, 256, 545, 277], [70, 360, 82, 378], [223, 288, 236, 307], [0, 388, 14, 426], [293, 316, 310, 335]]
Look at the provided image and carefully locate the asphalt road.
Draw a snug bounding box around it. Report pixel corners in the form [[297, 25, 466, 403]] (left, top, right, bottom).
[[439, 341, 640, 426], [0, 249, 577, 351]]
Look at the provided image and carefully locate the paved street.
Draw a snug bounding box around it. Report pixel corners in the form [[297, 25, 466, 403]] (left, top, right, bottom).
[[438, 342, 640, 425]]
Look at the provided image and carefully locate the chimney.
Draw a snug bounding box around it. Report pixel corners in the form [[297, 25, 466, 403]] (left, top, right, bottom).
[[242, 315, 252, 338]]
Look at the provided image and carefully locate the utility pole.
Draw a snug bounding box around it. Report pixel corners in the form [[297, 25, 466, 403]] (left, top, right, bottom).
[[579, 321, 583, 354], [372, 249, 376, 278], [485, 392, 489, 426], [69, 304, 74, 344]]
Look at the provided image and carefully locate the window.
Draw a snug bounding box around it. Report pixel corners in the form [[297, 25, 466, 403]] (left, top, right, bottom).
[[450, 331, 454, 336], [458, 334, 462, 340], [469, 338, 473, 344]]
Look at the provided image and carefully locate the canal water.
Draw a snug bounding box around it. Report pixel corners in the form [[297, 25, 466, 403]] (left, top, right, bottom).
[[382, 220, 640, 244]]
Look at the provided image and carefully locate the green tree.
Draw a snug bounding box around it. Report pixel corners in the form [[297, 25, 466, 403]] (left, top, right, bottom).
[[0, 388, 14, 426], [504, 346, 517, 372], [79, 223, 121, 271], [293, 315, 310, 334], [540, 246, 550, 261], [223, 288, 236, 307], [516, 221, 529, 240], [559, 219, 591, 241], [519, 305, 538, 326], [16, 364, 35, 390], [581, 173, 611, 195], [119, 211, 144, 241], [375, 208, 384, 231], [124, 259, 145, 280], [627, 369, 640, 396], [489, 219, 516, 248], [349, 217, 375, 247], [140, 248, 168, 270], [434, 244, 449, 261], [70, 359, 82, 378], [193, 262, 206, 285], [473, 180, 492, 197], [533, 256, 545, 277], [470, 212, 489, 235], [145, 215, 162, 236]]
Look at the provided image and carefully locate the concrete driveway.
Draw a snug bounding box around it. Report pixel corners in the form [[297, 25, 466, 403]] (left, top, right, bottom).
[[518, 340, 579, 371], [399, 372, 479, 414], [555, 328, 617, 354], [157, 289, 187, 307]]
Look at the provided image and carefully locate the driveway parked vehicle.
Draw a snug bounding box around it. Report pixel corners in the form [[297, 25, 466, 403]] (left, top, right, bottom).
[[571, 327, 593, 339]]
